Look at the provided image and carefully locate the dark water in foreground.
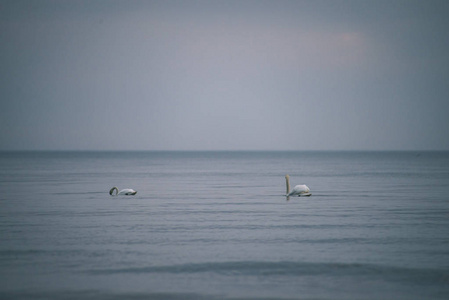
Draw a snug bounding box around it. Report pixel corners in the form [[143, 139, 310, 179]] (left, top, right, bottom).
[[0, 151, 448, 299]]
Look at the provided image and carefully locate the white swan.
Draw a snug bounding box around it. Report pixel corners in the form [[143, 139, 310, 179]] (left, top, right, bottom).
[[109, 187, 137, 196], [285, 175, 311, 197]]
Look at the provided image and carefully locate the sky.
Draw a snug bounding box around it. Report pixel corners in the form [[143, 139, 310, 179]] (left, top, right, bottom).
[[1, 0, 448, 151]]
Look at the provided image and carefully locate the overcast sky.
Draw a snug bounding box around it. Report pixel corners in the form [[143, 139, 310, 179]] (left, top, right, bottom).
[[1, 0, 448, 151]]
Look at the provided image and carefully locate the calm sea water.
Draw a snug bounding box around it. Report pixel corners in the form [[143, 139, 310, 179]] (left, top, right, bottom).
[[0, 151, 448, 299]]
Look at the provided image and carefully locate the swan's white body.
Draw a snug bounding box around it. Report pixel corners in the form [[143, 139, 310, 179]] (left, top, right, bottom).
[[109, 187, 137, 196], [285, 175, 311, 197]]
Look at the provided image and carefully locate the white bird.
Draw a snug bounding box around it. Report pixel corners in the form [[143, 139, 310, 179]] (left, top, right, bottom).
[[285, 175, 311, 197], [109, 187, 137, 196]]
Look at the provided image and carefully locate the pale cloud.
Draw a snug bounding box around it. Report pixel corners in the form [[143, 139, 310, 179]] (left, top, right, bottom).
[[158, 19, 369, 76]]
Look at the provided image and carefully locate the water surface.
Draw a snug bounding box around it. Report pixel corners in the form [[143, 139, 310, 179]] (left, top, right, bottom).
[[1, 151, 448, 299]]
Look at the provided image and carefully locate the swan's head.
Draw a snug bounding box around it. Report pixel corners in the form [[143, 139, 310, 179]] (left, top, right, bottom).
[[109, 187, 118, 196], [285, 175, 290, 180]]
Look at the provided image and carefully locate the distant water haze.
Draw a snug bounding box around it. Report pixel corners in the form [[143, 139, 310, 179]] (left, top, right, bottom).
[[1, 0, 448, 151]]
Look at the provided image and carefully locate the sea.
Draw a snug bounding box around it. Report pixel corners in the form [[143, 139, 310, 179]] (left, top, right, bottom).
[[0, 151, 448, 300]]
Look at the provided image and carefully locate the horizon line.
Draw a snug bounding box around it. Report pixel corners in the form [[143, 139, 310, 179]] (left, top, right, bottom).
[[1, 149, 447, 152]]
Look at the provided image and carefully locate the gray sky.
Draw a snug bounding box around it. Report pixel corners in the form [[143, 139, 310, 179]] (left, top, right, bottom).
[[1, 0, 448, 151]]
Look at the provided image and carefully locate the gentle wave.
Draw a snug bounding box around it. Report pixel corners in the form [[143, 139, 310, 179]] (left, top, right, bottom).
[[0, 291, 214, 300], [88, 261, 449, 283]]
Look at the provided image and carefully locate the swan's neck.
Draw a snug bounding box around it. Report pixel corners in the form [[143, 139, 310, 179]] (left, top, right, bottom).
[[285, 175, 290, 195], [109, 187, 118, 196]]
